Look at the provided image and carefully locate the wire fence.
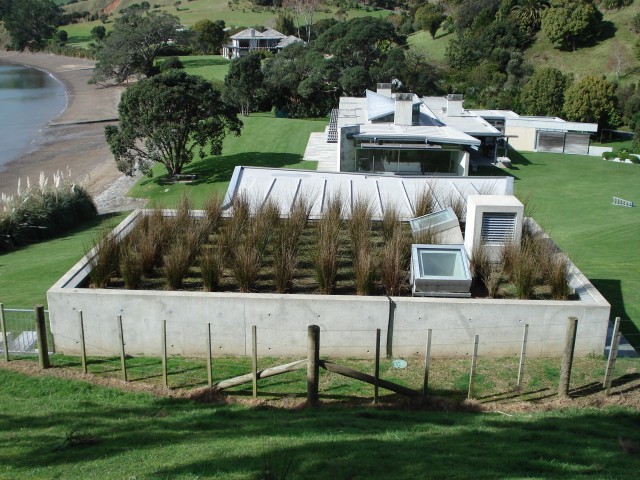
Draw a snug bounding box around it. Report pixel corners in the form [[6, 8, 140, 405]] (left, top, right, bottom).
[[0, 306, 54, 355], [8, 309, 636, 402]]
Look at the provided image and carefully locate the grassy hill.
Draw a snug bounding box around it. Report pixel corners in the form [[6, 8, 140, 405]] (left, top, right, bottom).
[[408, 4, 640, 86], [526, 4, 640, 85], [60, 0, 390, 46]]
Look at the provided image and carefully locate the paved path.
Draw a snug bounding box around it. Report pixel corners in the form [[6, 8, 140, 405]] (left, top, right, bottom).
[[303, 131, 338, 172]]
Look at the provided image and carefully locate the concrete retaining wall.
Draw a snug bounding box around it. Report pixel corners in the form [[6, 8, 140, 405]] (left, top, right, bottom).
[[47, 211, 611, 359]]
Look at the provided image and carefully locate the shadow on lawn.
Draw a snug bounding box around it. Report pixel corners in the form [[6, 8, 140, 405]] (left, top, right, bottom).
[[591, 278, 640, 353], [2, 390, 639, 479], [135, 152, 304, 188], [180, 58, 229, 69]]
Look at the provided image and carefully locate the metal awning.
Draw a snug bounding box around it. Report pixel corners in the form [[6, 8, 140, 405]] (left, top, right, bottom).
[[360, 143, 442, 150]]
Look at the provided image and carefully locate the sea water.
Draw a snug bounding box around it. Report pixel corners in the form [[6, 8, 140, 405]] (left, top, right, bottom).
[[0, 60, 67, 169]]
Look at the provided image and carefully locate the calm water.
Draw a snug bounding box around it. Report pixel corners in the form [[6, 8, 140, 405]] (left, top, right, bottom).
[[0, 60, 67, 168]]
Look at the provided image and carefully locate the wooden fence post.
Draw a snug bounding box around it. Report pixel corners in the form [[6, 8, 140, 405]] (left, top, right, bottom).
[[558, 316, 578, 397], [0, 303, 9, 362], [162, 320, 168, 388], [374, 328, 381, 404], [422, 329, 432, 396], [468, 335, 479, 400], [34, 305, 50, 369], [78, 310, 87, 374], [307, 325, 320, 405], [117, 315, 128, 382], [603, 317, 622, 395], [206, 323, 213, 388], [516, 324, 529, 389], [252, 325, 258, 399]]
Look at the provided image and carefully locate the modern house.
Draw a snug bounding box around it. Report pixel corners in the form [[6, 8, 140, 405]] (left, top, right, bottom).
[[222, 28, 304, 59], [323, 86, 599, 176], [330, 87, 502, 176]]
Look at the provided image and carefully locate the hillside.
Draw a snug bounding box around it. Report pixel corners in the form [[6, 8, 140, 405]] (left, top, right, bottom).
[[407, 3, 640, 86], [62, 0, 390, 29], [526, 4, 640, 84]]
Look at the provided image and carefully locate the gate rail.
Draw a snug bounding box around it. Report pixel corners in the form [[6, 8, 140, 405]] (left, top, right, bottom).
[[0, 306, 54, 355]]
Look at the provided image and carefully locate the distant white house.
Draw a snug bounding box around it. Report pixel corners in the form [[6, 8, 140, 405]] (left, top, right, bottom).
[[222, 28, 304, 59]]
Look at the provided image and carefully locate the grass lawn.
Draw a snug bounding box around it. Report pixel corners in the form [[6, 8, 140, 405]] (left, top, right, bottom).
[[480, 151, 640, 346], [407, 29, 452, 61], [178, 55, 230, 83], [0, 213, 128, 308], [0, 366, 639, 479], [127, 112, 327, 208]]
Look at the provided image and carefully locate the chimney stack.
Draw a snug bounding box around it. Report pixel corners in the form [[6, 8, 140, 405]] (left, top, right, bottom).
[[377, 83, 392, 97], [394, 93, 414, 126], [446, 94, 464, 117]]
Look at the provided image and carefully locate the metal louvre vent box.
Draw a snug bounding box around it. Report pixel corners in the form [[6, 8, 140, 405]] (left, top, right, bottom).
[[410, 244, 472, 298], [464, 195, 524, 262], [409, 207, 463, 244]]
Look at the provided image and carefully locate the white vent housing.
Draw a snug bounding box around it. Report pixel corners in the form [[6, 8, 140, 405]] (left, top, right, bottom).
[[464, 195, 524, 262]]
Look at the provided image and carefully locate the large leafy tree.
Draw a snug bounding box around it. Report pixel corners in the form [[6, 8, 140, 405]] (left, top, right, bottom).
[[414, 3, 446, 39], [562, 75, 620, 128], [191, 19, 225, 54], [105, 70, 243, 176], [2, 0, 61, 51], [262, 42, 340, 118], [91, 10, 184, 84], [519, 67, 572, 117], [222, 52, 264, 116], [541, 0, 602, 51], [313, 17, 405, 69]]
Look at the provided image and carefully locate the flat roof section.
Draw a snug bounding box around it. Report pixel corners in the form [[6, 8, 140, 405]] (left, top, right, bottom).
[[223, 166, 514, 220]]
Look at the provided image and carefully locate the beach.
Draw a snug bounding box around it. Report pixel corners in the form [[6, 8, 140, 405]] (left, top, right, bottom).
[[0, 51, 144, 212]]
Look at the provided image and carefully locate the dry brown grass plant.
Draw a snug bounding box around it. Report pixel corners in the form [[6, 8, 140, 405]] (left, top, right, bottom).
[[87, 230, 121, 288], [413, 184, 438, 217], [381, 203, 402, 242], [272, 196, 311, 293], [380, 227, 409, 296], [119, 237, 143, 290], [315, 194, 343, 294], [200, 243, 223, 292]]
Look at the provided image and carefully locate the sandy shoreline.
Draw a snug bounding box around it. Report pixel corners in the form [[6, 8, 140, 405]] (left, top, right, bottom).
[[0, 51, 145, 213]]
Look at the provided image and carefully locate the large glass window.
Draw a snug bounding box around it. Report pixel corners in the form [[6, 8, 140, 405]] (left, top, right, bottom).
[[354, 144, 456, 174]]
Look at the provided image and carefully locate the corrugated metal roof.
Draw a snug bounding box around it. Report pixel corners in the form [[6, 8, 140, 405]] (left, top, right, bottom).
[[223, 167, 514, 220], [230, 28, 286, 39]]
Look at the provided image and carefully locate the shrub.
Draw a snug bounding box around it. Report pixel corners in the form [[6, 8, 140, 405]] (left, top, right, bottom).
[[602, 151, 616, 160], [0, 171, 97, 251], [160, 56, 184, 71]]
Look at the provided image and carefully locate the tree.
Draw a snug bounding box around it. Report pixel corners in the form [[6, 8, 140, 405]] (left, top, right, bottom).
[[105, 70, 243, 177], [91, 10, 183, 84], [283, 0, 322, 41], [3, 0, 61, 51], [510, 0, 549, 35], [191, 19, 225, 54], [414, 3, 446, 39], [563, 76, 620, 128], [90, 25, 106, 42], [541, 0, 602, 51], [222, 52, 264, 116], [519, 67, 571, 116], [314, 17, 405, 69]]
